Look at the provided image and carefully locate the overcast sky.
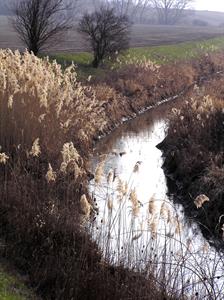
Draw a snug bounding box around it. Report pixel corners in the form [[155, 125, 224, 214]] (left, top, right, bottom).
[[194, 0, 224, 12]]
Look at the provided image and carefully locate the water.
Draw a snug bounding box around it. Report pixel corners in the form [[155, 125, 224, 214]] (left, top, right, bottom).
[[89, 102, 224, 299]]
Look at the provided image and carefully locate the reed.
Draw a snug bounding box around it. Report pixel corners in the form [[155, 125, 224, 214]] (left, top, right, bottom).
[[90, 160, 224, 299], [1, 48, 224, 299], [0, 49, 174, 300], [160, 75, 224, 245]]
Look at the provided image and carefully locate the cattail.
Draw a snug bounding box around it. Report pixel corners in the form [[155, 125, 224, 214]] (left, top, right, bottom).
[[0, 152, 9, 164], [107, 169, 114, 184], [186, 238, 192, 251], [8, 95, 13, 108], [60, 162, 67, 173], [193, 84, 199, 91], [60, 143, 82, 176], [107, 197, 113, 211], [160, 202, 168, 220], [66, 160, 81, 179], [196, 114, 201, 121], [80, 194, 91, 218], [133, 161, 142, 173], [38, 114, 46, 123], [124, 181, 128, 196], [148, 195, 156, 216], [117, 177, 123, 194], [149, 219, 157, 239], [30, 138, 41, 157], [46, 163, 57, 183], [194, 194, 209, 209], [175, 220, 182, 235], [167, 207, 172, 224], [117, 177, 127, 198], [95, 161, 105, 184], [129, 188, 139, 216], [172, 108, 180, 115], [202, 241, 209, 253], [61, 142, 80, 165]]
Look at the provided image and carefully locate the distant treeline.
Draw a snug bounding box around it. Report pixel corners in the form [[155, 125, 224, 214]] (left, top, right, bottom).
[[1, 0, 224, 26], [0, 2, 8, 15]]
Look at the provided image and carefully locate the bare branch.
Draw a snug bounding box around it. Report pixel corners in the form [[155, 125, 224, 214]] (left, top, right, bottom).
[[151, 0, 194, 25], [78, 7, 130, 68], [10, 0, 75, 55]]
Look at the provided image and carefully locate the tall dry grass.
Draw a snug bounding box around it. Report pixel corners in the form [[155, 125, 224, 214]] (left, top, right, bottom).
[[98, 52, 224, 114], [0, 49, 176, 300], [90, 158, 224, 300], [159, 77, 224, 246], [1, 48, 224, 299]]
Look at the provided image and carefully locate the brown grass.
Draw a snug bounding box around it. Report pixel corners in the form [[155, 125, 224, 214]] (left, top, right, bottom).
[[1, 48, 224, 299], [0, 49, 179, 300], [159, 77, 224, 245]]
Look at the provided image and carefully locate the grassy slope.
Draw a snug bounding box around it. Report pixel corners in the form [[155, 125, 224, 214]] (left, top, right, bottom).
[[0, 263, 36, 300], [50, 36, 224, 79]]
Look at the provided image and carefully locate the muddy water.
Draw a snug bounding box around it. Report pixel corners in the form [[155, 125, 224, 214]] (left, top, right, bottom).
[[89, 102, 224, 299]]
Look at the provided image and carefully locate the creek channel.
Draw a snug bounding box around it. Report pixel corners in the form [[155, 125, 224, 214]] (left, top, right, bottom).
[[89, 100, 224, 299]]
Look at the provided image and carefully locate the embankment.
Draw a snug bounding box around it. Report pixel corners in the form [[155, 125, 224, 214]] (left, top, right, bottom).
[[0, 49, 224, 299], [157, 76, 224, 248]]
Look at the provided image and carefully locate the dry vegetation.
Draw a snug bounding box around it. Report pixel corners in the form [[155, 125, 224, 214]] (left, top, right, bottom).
[[0, 49, 175, 300], [90, 158, 224, 299], [1, 48, 224, 299], [158, 77, 224, 247]]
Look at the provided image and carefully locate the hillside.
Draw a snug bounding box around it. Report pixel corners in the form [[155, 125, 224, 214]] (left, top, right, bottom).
[[184, 10, 224, 26]]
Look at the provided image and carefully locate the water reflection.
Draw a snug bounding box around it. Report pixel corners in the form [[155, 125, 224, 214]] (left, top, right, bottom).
[[89, 103, 224, 299]]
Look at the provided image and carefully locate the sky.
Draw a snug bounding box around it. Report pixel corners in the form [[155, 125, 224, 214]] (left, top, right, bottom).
[[194, 0, 224, 12]]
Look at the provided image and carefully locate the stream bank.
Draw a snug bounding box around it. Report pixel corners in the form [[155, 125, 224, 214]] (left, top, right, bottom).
[[1, 50, 224, 300], [157, 75, 224, 249], [90, 98, 224, 300]]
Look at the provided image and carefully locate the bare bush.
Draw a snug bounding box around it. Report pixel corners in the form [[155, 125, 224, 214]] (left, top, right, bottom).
[[10, 0, 74, 55], [78, 7, 130, 68]]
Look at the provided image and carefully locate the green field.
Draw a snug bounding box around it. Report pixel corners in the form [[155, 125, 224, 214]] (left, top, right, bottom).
[[0, 263, 37, 300], [49, 36, 224, 79]]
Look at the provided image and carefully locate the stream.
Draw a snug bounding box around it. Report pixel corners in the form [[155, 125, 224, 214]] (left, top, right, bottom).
[[89, 101, 224, 299]]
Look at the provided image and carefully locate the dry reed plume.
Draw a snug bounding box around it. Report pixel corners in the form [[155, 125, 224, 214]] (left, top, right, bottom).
[[1, 48, 224, 299], [0, 49, 175, 300], [160, 76, 224, 244]]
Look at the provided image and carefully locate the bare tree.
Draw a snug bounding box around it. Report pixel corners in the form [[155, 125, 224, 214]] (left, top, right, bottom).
[[105, 0, 151, 21], [78, 7, 130, 68], [137, 0, 151, 23], [10, 0, 74, 55], [151, 0, 193, 25]]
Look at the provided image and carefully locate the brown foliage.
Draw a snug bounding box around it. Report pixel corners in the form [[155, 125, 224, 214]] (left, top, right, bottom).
[[160, 78, 224, 244], [0, 49, 175, 299], [1, 49, 224, 299]]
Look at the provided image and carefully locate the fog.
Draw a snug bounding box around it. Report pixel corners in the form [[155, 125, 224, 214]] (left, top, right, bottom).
[[194, 0, 224, 12]]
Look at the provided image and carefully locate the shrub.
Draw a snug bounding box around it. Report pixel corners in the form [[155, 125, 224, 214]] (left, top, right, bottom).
[[0, 49, 171, 299]]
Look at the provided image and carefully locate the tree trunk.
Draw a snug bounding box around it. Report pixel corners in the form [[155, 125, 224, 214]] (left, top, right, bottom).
[[29, 44, 39, 56], [92, 56, 100, 68]]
